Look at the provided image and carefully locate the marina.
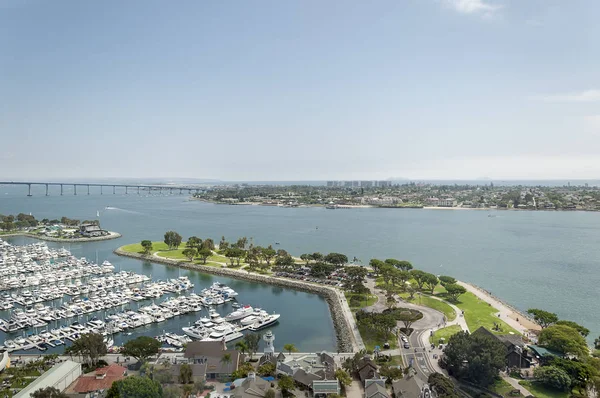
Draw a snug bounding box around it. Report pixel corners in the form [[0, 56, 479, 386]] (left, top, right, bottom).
[[0, 239, 281, 353]]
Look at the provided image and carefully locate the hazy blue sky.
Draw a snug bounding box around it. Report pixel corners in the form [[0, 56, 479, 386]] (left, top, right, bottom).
[[1, 0, 598, 181]]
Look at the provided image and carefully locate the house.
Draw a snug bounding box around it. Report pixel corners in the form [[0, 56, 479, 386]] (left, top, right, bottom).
[[170, 363, 207, 383], [66, 363, 126, 395], [391, 377, 422, 398], [313, 380, 341, 396], [184, 340, 242, 379], [365, 379, 389, 398], [472, 327, 533, 368], [79, 224, 107, 237], [357, 357, 379, 383], [232, 372, 272, 398], [528, 345, 563, 365], [15, 361, 81, 398]]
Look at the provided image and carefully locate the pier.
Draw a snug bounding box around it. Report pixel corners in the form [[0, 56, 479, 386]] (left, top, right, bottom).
[[0, 181, 203, 197]]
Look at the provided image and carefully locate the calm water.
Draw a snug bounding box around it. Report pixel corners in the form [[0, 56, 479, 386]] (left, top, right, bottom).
[[1, 184, 600, 345]]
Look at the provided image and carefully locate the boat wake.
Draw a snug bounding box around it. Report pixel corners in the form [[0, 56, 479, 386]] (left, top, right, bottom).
[[104, 206, 142, 214]]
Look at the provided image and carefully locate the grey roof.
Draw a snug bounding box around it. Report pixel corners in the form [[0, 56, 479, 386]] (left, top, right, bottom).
[[232, 377, 271, 398], [171, 363, 207, 378], [15, 360, 80, 398], [185, 341, 227, 358], [292, 368, 321, 387], [365, 382, 389, 398], [392, 377, 422, 398], [277, 352, 286, 361], [313, 380, 340, 394]]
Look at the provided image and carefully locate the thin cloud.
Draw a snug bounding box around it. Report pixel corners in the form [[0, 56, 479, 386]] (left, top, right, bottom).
[[536, 89, 600, 102], [443, 0, 502, 16]]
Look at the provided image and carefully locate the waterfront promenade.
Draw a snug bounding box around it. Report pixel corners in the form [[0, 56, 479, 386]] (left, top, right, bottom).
[[1, 231, 121, 243]]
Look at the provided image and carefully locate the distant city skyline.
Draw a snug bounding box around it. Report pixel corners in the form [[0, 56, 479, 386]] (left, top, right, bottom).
[[2, 0, 598, 180]]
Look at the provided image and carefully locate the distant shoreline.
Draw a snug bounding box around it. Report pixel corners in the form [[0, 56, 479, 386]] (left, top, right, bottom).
[[0, 231, 121, 243]]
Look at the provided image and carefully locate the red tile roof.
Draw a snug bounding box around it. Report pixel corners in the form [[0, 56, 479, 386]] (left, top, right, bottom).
[[72, 364, 127, 393]]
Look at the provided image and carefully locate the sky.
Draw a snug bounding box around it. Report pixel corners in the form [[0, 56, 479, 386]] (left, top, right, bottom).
[[1, 0, 599, 181]]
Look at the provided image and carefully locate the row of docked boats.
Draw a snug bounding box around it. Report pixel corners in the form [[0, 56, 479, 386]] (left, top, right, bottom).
[[181, 306, 280, 343]]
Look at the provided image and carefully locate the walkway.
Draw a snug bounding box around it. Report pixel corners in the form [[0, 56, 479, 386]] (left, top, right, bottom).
[[458, 282, 540, 334], [501, 373, 533, 396]]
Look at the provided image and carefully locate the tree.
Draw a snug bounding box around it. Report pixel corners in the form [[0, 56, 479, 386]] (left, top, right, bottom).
[[444, 284, 467, 302], [385, 259, 413, 271], [141, 240, 153, 255], [439, 276, 457, 286], [64, 333, 106, 368], [300, 254, 310, 265], [231, 362, 255, 380], [235, 341, 248, 356], [275, 254, 295, 268], [344, 266, 368, 293], [179, 363, 193, 384], [396, 309, 423, 330], [310, 263, 336, 278], [312, 252, 324, 263], [31, 387, 68, 398], [107, 376, 162, 398], [187, 236, 202, 249], [221, 353, 232, 375], [265, 389, 276, 398], [1, 215, 14, 231], [225, 247, 245, 266], [369, 259, 385, 274], [595, 336, 600, 350], [428, 373, 460, 398], [162, 386, 182, 398], [164, 231, 182, 250], [258, 362, 276, 376], [219, 236, 229, 250], [324, 253, 348, 267], [441, 331, 506, 387], [121, 336, 162, 363], [527, 309, 558, 328], [278, 374, 295, 395], [182, 248, 197, 261], [261, 245, 276, 266], [283, 343, 298, 355], [423, 273, 439, 294], [244, 333, 261, 359], [334, 369, 352, 387], [534, 366, 572, 391], [202, 238, 215, 250], [556, 320, 590, 337], [197, 247, 212, 264], [410, 270, 426, 290], [538, 325, 589, 357], [547, 357, 597, 391], [236, 237, 248, 249]]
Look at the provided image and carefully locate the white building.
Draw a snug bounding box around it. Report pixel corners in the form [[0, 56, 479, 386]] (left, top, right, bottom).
[[15, 360, 81, 398]]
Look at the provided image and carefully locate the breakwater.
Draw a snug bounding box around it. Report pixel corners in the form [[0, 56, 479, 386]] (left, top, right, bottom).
[[114, 248, 357, 352], [1, 231, 121, 243]]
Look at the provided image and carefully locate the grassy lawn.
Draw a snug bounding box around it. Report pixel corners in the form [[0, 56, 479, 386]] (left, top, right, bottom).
[[489, 378, 520, 397], [360, 324, 398, 352], [519, 381, 569, 398], [429, 325, 462, 344], [417, 294, 456, 322], [450, 292, 518, 335], [121, 242, 243, 266], [121, 241, 173, 254], [345, 292, 378, 309]]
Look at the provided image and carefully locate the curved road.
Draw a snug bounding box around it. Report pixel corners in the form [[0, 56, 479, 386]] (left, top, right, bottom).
[[364, 278, 447, 381]]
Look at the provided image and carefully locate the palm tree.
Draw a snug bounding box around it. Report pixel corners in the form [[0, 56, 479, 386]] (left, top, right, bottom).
[[220, 353, 232, 377], [235, 341, 248, 357], [283, 343, 297, 356], [182, 384, 194, 398]]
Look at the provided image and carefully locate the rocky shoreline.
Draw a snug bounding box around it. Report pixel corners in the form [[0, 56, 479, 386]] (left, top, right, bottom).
[[1, 231, 121, 243], [114, 248, 356, 352]]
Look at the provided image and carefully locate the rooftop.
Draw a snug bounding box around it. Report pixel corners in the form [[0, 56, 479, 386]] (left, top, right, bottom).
[[15, 360, 80, 398]]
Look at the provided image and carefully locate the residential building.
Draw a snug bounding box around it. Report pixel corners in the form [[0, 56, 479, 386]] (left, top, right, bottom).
[[472, 327, 533, 368], [365, 379, 389, 398], [184, 340, 243, 379], [231, 372, 272, 398], [357, 357, 379, 383], [79, 224, 108, 237], [15, 360, 81, 398], [313, 380, 341, 396], [391, 377, 422, 398], [67, 363, 127, 395]]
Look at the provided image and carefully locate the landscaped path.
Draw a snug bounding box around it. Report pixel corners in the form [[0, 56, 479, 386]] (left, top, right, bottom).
[[458, 282, 541, 335]]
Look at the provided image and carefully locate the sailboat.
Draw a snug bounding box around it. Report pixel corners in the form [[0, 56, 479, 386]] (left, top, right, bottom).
[[97, 210, 100, 217]]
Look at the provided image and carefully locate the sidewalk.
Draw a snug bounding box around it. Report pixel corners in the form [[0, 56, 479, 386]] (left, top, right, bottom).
[[501, 373, 533, 396], [457, 282, 540, 334]]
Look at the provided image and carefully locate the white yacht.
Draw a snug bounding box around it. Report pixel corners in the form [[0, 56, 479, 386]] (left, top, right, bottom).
[[247, 313, 281, 331], [225, 305, 254, 321]]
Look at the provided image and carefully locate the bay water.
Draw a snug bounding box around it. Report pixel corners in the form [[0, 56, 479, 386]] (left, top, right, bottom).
[[1, 184, 600, 347]]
